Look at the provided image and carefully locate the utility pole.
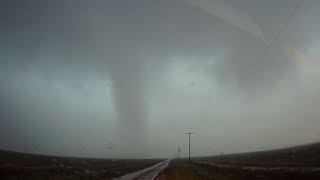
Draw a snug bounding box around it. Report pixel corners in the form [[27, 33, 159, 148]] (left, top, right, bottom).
[[185, 131, 195, 161], [178, 146, 181, 159], [155, 145, 159, 160]]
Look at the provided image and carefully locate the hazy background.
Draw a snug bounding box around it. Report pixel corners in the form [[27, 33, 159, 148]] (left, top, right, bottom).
[[1, 0, 320, 158]]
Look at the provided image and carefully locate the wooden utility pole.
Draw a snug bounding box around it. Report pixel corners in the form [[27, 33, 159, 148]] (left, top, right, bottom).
[[185, 132, 195, 161]]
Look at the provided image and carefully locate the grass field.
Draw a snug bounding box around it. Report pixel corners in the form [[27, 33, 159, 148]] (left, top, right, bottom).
[[0, 150, 160, 180], [158, 159, 320, 180], [2, 142, 320, 179], [157, 143, 320, 180], [195, 142, 320, 167]]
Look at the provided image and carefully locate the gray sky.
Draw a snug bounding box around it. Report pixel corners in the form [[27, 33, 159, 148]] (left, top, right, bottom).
[[1, 0, 320, 158]]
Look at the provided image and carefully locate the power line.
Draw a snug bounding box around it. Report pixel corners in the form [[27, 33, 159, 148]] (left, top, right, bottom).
[[247, 0, 305, 79], [267, 0, 305, 48]]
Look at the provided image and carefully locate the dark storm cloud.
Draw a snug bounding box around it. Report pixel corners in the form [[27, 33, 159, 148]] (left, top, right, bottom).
[[0, 0, 227, 156], [1, 0, 320, 158]]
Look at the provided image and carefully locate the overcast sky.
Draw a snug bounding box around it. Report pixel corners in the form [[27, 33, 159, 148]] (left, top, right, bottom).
[[1, 0, 320, 159]]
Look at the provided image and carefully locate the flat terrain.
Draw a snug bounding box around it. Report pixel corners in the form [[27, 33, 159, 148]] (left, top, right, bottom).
[[157, 143, 320, 180], [157, 159, 320, 180], [0, 150, 160, 180], [2, 143, 320, 179], [196, 142, 320, 167]]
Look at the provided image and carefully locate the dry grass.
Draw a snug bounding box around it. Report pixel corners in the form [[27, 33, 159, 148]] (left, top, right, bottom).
[[158, 159, 320, 180], [0, 150, 160, 180]]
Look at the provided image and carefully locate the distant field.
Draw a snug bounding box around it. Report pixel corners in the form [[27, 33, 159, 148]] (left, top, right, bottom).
[[196, 142, 320, 167], [2, 143, 320, 179], [158, 159, 320, 180], [156, 143, 320, 180], [0, 150, 160, 180]]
